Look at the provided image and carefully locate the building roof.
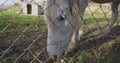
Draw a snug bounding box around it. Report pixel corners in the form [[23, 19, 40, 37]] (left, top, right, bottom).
[[21, 0, 46, 5]]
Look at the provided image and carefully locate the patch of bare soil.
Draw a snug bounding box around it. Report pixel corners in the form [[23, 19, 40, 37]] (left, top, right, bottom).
[[0, 30, 48, 63]]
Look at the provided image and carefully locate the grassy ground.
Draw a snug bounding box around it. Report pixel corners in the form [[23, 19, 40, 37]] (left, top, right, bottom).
[[0, 3, 120, 63], [0, 5, 47, 63], [61, 3, 120, 63]]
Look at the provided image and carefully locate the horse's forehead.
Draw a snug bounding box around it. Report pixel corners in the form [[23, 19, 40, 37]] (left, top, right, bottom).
[[56, 0, 68, 3], [45, 0, 70, 21], [55, 0, 69, 5], [56, 0, 69, 10]]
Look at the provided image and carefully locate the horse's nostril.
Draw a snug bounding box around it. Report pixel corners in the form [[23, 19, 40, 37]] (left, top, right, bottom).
[[52, 53, 65, 60], [62, 51, 65, 56], [51, 51, 66, 59], [52, 55, 57, 59]]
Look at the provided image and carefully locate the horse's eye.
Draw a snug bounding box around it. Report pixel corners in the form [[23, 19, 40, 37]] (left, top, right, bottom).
[[58, 15, 66, 21]]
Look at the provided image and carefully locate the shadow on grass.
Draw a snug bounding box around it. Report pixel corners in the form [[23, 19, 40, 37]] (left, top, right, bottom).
[[68, 25, 120, 57]]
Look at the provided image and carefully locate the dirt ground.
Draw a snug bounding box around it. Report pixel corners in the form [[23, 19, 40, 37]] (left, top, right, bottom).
[[0, 25, 120, 63]]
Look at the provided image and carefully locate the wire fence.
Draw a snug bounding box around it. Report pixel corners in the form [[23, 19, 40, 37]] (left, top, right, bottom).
[[0, 0, 120, 63]]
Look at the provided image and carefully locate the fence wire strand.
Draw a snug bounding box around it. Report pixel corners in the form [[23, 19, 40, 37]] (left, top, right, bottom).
[[0, 0, 120, 63]]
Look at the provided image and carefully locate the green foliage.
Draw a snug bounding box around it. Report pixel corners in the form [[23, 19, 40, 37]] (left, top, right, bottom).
[[1, 57, 14, 63], [0, 10, 46, 36]]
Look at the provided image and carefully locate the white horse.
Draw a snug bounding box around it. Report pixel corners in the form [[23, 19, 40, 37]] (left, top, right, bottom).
[[44, 0, 119, 59]]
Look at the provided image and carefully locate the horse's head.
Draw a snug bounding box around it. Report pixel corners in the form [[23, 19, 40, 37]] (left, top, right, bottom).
[[44, 0, 76, 59]]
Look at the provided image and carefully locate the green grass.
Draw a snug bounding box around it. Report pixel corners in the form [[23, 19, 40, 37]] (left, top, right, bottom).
[[0, 10, 46, 36], [0, 8, 47, 63], [64, 42, 120, 63]]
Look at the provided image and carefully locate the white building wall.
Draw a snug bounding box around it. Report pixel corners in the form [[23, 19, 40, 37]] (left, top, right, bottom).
[[22, 3, 27, 15], [32, 4, 38, 15], [22, 0, 45, 3], [21, 2, 43, 15]]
